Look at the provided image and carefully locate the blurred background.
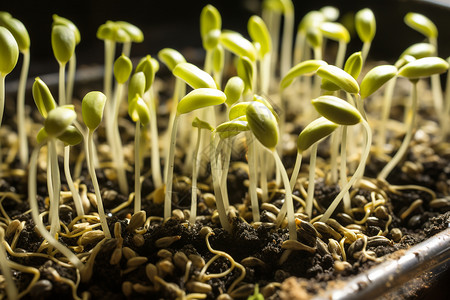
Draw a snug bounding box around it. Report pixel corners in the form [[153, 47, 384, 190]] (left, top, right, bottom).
[[2, 0, 450, 79]]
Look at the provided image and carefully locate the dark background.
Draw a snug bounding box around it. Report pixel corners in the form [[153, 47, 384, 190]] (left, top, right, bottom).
[[2, 0, 450, 78]]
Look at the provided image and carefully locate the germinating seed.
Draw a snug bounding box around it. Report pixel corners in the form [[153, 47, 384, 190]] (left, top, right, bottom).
[[5, 220, 20, 238], [186, 281, 212, 293], [240, 256, 266, 267], [188, 254, 205, 269], [282, 240, 316, 253], [172, 209, 185, 220], [157, 259, 175, 277], [127, 211, 146, 232], [78, 230, 105, 246], [316, 238, 330, 256], [157, 249, 173, 259], [367, 236, 392, 247], [110, 248, 122, 265], [145, 263, 157, 283], [314, 222, 342, 240], [127, 256, 148, 268], [133, 234, 145, 247], [229, 284, 255, 298], [173, 251, 189, 271], [122, 281, 133, 297], [122, 247, 137, 260], [155, 235, 181, 248], [374, 206, 389, 219], [390, 228, 403, 242]]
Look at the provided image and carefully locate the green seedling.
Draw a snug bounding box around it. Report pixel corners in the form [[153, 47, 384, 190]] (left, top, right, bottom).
[[219, 31, 257, 62], [306, 26, 323, 61], [355, 8, 376, 64], [344, 52, 363, 79], [278, 0, 295, 77], [280, 59, 327, 90], [164, 88, 226, 221], [0, 26, 18, 166], [200, 4, 222, 75], [246, 101, 298, 240], [378, 57, 448, 180], [320, 6, 339, 21], [224, 76, 245, 108], [283, 117, 338, 220], [190, 117, 213, 225], [236, 55, 255, 93], [319, 21, 350, 68], [248, 15, 272, 94], [0, 13, 30, 166], [82, 91, 111, 239], [360, 65, 397, 99], [173, 62, 217, 89], [52, 14, 80, 104], [400, 42, 435, 59], [108, 54, 132, 195], [52, 24, 76, 106], [116, 21, 144, 57], [293, 10, 324, 64], [128, 94, 150, 214], [404, 12, 443, 121], [312, 95, 372, 221], [316, 64, 359, 94], [59, 125, 85, 217]]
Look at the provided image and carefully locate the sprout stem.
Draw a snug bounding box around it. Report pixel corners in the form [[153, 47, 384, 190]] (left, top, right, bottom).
[[321, 119, 372, 222], [280, 1, 294, 77], [210, 135, 231, 233], [0, 230, 18, 300], [443, 62, 450, 138], [58, 62, 66, 105], [339, 126, 352, 215], [259, 150, 269, 203], [17, 49, 30, 167], [273, 150, 297, 240], [247, 133, 260, 222], [336, 40, 347, 69], [328, 127, 340, 184], [49, 139, 61, 238], [64, 146, 84, 217], [164, 114, 180, 220], [29, 144, 84, 270], [289, 152, 303, 190], [122, 41, 131, 57], [219, 138, 231, 211], [361, 41, 371, 66], [378, 80, 418, 181], [377, 77, 397, 151], [111, 82, 128, 195], [305, 143, 318, 217], [190, 127, 202, 225], [66, 54, 76, 103], [87, 130, 111, 238], [0, 75, 5, 166], [148, 89, 163, 188], [134, 121, 142, 213]]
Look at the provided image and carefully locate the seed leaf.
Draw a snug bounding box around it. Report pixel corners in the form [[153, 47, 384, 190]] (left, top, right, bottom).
[[32, 77, 57, 118], [177, 88, 226, 115], [36, 127, 48, 144], [200, 5, 221, 39], [280, 59, 327, 90], [58, 125, 83, 146], [44, 105, 77, 138], [215, 119, 248, 133], [116, 21, 144, 43], [398, 57, 449, 79], [320, 6, 339, 22], [360, 65, 397, 99], [298, 11, 325, 33], [248, 15, 271, 57], [246, 101, 278, 150], [173, 62, 217, 89], [312, 95, 362, 125], [128, 72, 146, 102], [404, 12, 437, 39], [114, 54, 132, 84], [253, 95, 279, 122], [82, 91, 107, 131], [355, 8, 376, 43], [229, 102, 251, 120], [0, 13, 30, 51], [212, 45, 224, 73], [224, 76, 245, 107], [97, 21, 128, 42], [136, 55, 155, 91], [297, 117, 338, 152], [400, 43, 435, 59], [237, 56, 254, 92], [128, 95, 150, 125], [316, 65, 359, 94], [192, 117, 213, 131], [0, 26, 18, 75], [344, 52, 363, 79], [320, 22, 350, 43], [220, 31, 257, 62], [52, 14, 80, 45], [306, 27, 323, 49], [157, 48, 186, 71], [52, 25, 76, 64]]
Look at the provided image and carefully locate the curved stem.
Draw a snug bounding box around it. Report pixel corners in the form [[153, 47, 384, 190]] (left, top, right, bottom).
[[321, 119, 372, 222], [377, 77, 397, 151], [17, 50, 30, 166], [87, 131, 111, 238], [305, 144, 317, 218], [0, 75, 5, 166], [273, 150, 297, 240], [210, 133, 231, 233], [289, 152, 303, 190], [64, 146, 84, 217], [58, 62, 66, 106], [219, 138, 232, 211], [134, 122, 141, 213], [339, 126, 352, 215], [378, 81, 418, 181], [164, 114, 180, 220], [361, 41, 371, 67], [0, 235, 18, 299], [29, 144, 84, 270]]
